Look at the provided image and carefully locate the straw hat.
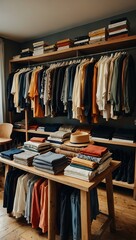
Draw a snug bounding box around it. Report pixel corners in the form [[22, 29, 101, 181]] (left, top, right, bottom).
[[64, 131, 94, 147]]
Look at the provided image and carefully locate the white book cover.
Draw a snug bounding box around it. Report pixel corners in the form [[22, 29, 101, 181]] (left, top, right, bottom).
[[109, 29, 128, 36], [108, 20, 127, 29], [74, 39, 89, 44]]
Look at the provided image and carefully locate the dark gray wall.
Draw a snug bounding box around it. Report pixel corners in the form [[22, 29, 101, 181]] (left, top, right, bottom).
[[21, 10, 136, 49], [4, 38, 21, 120], [4, 38, 21, 79], [3, 9, 136, 128]]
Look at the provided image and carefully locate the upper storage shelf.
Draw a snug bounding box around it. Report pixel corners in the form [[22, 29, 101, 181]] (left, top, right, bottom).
[[10, 35, 136, 65]]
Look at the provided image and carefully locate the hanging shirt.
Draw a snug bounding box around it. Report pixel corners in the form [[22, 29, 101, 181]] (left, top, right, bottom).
[[28, 67, 44, 117]]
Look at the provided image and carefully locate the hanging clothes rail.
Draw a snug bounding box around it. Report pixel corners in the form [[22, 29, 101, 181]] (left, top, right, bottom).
[[15, 46, 136, 68], [20, 45, 136, 69]]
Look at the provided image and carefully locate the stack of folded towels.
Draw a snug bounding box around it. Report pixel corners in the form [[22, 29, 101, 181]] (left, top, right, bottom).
[[0, 148, 24, 160], [14, 151, 38, 166], [0, 147, 39, 166], [47, 131, 70, 146], [55, 144, 80, 160], [55, 131, 92, 161], [64, 144, 112, 181], [23, 137, 52, 154], [47, 125, 75, 147], [33, 151, 68, 174], [88, 27, 106, 44]]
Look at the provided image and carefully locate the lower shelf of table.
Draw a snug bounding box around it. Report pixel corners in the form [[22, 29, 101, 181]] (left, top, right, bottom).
[[102, 179, 134, 190]]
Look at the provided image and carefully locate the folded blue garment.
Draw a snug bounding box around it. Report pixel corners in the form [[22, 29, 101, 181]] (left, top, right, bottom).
[[0, 148, 24, 160]]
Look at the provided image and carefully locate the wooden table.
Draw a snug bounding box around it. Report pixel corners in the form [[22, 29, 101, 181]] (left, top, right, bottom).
[[0, 157, 120, 240]]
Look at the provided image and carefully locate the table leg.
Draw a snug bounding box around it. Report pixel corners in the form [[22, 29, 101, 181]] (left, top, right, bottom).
[[105, 172, 116, 232], [80, 190, 91, 240], [48, 180, 56, 240]]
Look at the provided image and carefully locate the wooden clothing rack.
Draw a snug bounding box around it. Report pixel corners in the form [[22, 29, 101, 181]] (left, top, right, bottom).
[[8, 35, 136, 199]]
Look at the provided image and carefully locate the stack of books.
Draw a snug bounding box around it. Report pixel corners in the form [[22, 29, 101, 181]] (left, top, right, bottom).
[[20, 48, 33, 58], [107, 18, 129, 41], [56, 38, 73, 51], [88, 27, 106, 44], [33, 40, 48, 56], [44, 44, 57, 53], [74, 35, 89, 46]]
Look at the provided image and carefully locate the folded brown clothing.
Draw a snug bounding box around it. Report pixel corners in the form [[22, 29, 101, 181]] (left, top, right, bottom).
[[88, 28, 106, 37], [71, 157, 98, 169], [60, 144, 82, 153], [55, 148, 77, 158], [29, 125, 38, 130], [30, 137, 46, 143], [80, 144, 108, 157]]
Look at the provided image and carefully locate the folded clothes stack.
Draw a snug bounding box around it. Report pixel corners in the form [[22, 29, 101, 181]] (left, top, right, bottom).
[[107, 17, 129, 41], [20, 48, 33, 58], [30, 137, 46, 143], [64, 144, 112, 181], [58, 124, 76, 133], [14, 150, 38, 166], [88, 27, 106, 44], [33, 151, 68, 174], [33, 40, 48, 56], [47, 124, 76, 147], [13, 119, 25, 129], [77, 150, 112, 164], [56, 38, 74, 51], [44, 44, 57, 53], [37, 126, 45, 132], [23, 140, 52, 154], [55, 131, 91, 160], [55, 144, 81, 160], [47, 130, 71, 146], [64, 165, 97, 181], [73, 35, 89, 46], [28, 124, 39, 130], [0, 148, 24, 160]]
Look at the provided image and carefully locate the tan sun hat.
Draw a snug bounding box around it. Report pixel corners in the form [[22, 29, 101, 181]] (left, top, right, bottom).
[[64, 131, 94, 147]]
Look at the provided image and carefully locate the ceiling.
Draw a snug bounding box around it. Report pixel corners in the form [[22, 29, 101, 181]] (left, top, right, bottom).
[[0, 0, 136, 43]]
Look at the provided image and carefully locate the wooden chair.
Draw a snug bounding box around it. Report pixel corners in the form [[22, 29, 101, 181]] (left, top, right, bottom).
[[0, 123, 13, 150]]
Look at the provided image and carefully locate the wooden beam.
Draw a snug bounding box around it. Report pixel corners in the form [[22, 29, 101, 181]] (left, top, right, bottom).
[[48, 180, 56, 240], [80, 190, 91, 240], [105, 173, 116, 232]]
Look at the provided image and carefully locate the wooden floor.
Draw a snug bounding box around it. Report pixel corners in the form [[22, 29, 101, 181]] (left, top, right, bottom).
[[0, 184, 136, 240]]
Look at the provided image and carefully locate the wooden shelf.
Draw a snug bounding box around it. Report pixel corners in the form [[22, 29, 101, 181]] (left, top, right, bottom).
[[93, 138, 136, 148], [10, 35, 136, 65], [0, 157, 119, 192], [27, 130, 51, 136], [13, 128, 26, 133], [13, 129, 136, 148], [102, 179, 134, 190], [112, 180, 134, 190]]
